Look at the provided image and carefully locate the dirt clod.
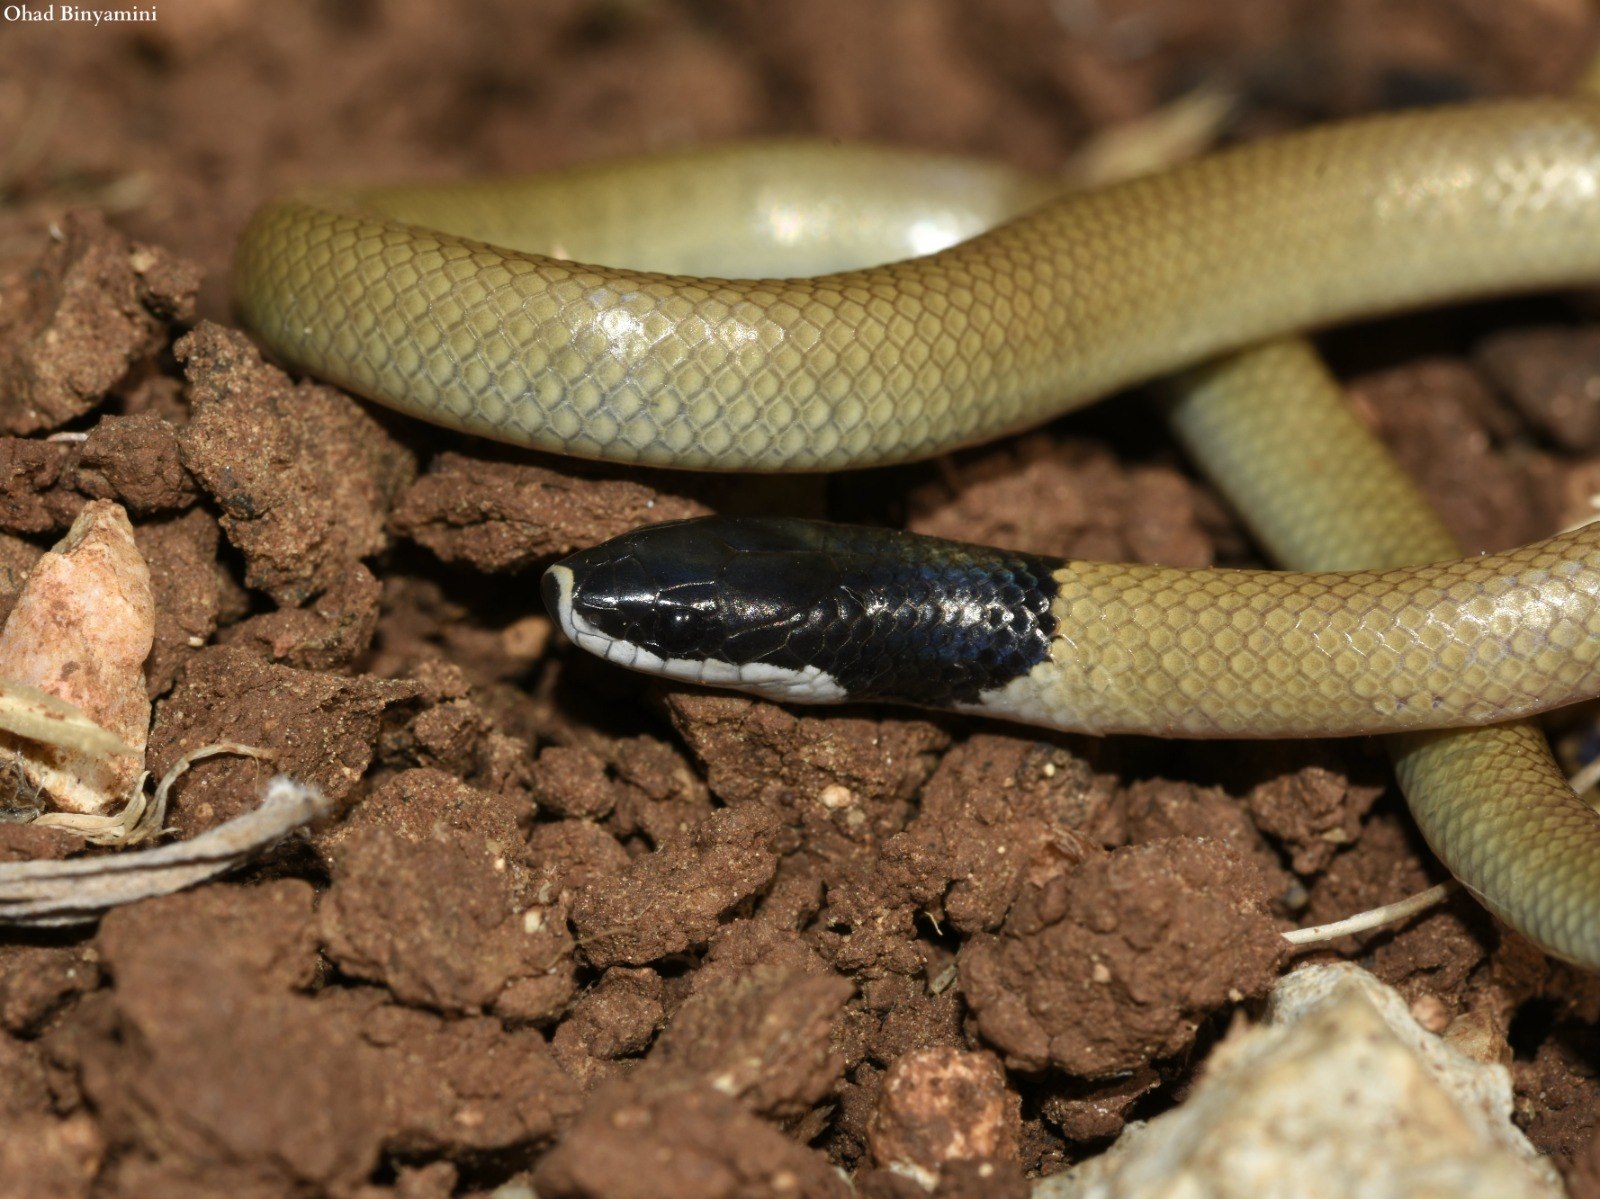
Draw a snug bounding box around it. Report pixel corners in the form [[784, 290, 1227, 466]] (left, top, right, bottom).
[[62, 883, 384, 1193], [668, 692, 949, 811], [220, 561, 382, 672], [533, 1083, 850, 1199], [0, 439, 83, 535], [338, 988, 583, 1154], [553, 966, 665, 1062], [320, 818, 575, 1019], [656, 963, 854, 1118], [389, 451, 709, 573], [134, 508, 228, 695], [147, 645, 418, 834], [77, 412, 199, 514], [0, 939, 100, 1034], [175, 322, 416, 605], [960, 838, 1287, 1077], [572, 803, 782, 967], [530, 744, 621, 821], [0, 211, 198, 437]]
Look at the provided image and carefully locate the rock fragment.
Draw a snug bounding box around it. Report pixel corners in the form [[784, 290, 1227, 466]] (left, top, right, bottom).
[[1035, 964, 1563, 1199], [868, 1048, 1020, 1189], [0, 500, 153, 814]]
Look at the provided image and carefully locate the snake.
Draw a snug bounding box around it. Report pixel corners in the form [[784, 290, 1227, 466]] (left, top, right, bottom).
[[235, 97, 1600, 968]]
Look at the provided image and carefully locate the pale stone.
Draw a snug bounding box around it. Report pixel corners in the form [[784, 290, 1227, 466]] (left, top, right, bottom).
[[0, 501, 153, 814], [1033, 963, 1561, 1199]]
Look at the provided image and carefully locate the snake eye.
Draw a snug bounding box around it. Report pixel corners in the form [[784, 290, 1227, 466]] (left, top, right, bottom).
[[656, 605, 710, 650]]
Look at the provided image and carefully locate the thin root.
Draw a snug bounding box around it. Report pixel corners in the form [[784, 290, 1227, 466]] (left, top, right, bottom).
[[1282, 881, 1458, 948], [1281, 750, 1600, 951], [32, 741, 275, 846]]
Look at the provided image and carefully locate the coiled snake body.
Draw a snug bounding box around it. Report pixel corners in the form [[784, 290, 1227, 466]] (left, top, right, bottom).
[[236, 99, 1600, 967]]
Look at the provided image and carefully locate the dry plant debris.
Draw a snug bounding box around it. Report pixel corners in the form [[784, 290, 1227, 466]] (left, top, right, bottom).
[[0, 775, 327, 927]]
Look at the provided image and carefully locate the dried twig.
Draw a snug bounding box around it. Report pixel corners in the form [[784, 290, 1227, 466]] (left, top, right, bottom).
[[1283, 882, 1458, 949], [35, 741, 275, 846], [0, 776, 329, 926]]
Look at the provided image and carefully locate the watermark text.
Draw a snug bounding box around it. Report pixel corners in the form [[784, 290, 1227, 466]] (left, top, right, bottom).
[[3, 4, 158, 25]]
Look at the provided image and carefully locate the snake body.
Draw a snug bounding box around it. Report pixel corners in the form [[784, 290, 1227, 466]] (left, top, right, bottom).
[[235, 99, 1600, 967], [544, 514, 1600, 740], [239, 99, 1600, 471], [1170, 342, 1600, 964]]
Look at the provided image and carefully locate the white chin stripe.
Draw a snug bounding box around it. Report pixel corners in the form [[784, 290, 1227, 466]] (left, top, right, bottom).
[[547, 564, 848, 704]]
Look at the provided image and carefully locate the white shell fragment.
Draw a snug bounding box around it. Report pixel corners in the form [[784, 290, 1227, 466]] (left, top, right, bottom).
[[1034, 963, 1562, 1199], [0, 501, 154, 815]]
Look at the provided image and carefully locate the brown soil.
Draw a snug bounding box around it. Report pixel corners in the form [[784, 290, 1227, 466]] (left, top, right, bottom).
[[2, 2, 1599, 1196]]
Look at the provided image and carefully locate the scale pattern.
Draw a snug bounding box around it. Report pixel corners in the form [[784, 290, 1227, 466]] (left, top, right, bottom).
[[236, 99, 1600, 471], [235, 102, 1600, 968], [1170, 339, 1600, 966], [553, 517, 1060, 707], [1165, 340, 1462, 571], [962, 523, 1600, 737]]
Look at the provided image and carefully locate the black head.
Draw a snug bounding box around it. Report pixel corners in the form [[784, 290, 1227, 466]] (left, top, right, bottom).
[[542, 515, 1058, 706], [542, 517, 847, 684]]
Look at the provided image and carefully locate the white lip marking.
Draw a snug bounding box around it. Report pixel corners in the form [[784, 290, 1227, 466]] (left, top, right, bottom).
[[548, 562, 848, 703]]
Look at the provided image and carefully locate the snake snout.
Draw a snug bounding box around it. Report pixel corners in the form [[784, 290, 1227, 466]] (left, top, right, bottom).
[[538, 564, 564, 628]]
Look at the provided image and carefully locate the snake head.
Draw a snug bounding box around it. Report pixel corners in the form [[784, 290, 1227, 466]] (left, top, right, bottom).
[[541, 516, 855, 701], [541, 515, 1057, 708], [540, 515, 857, 701]]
